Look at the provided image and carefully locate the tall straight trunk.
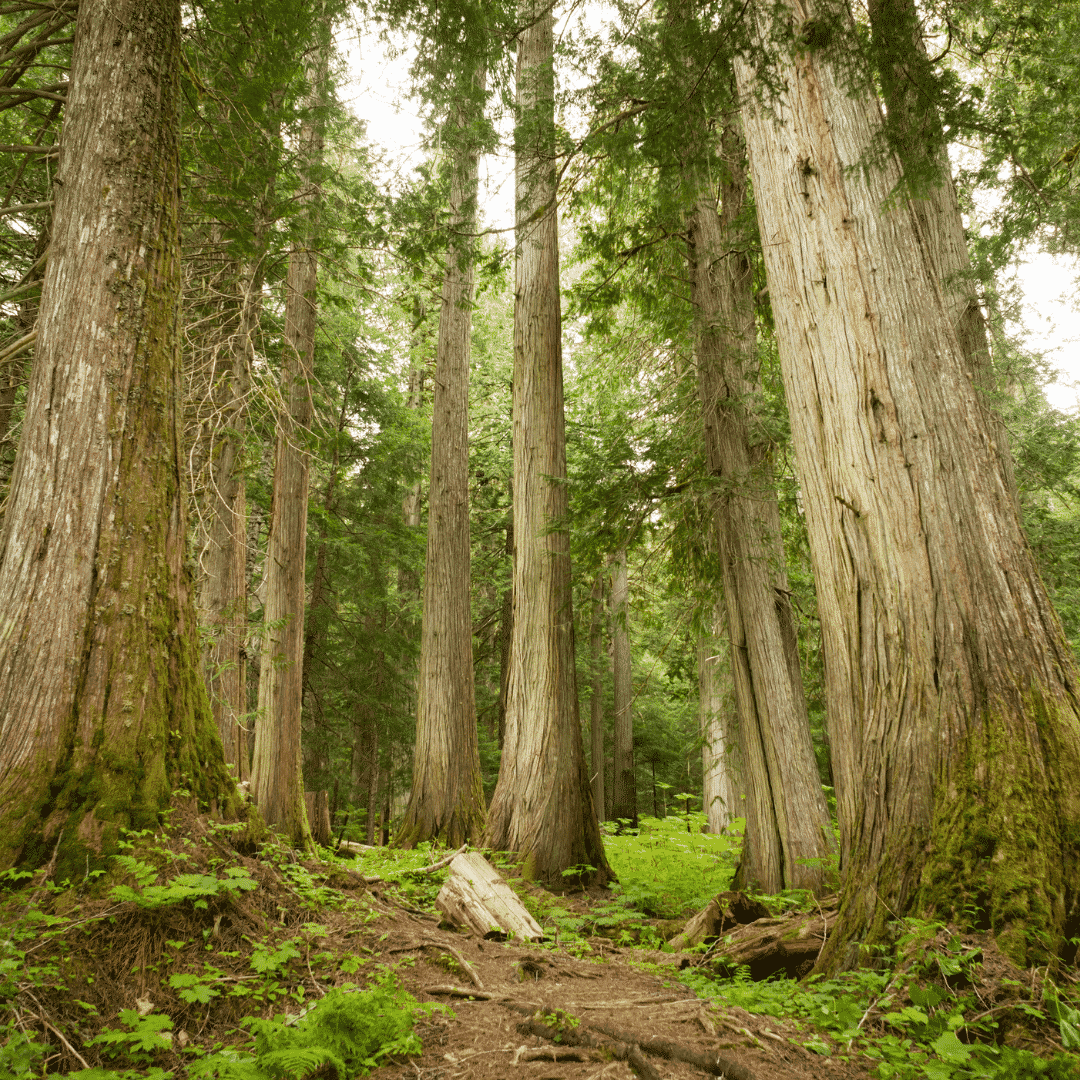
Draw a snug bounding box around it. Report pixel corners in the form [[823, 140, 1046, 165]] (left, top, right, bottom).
[[251, 36, 327, 847], [588, 573, 606, 820], [494, 480, 514, 750], [689, 116, 834, 894], [0, 0, 237, 875], [484, 0, 612, 889], [736, 1, 1080, 970], [201, 257, 263, 783], [609, 551, 637, 829], [301, 364, 353, 788], [869, 0, 1016, 499], [698, 596, 740, 833], [398, 64, 487, 848]]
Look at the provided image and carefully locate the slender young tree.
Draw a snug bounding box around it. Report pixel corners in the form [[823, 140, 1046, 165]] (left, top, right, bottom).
[[0, 0, 237, 875], [736, 0, 1080, 968], [199, 254, 264, 782], [484, 0, 613, 887], [251, 27, 328, 846], [398, 60, 488, 848], [609, 550, 638, 829]]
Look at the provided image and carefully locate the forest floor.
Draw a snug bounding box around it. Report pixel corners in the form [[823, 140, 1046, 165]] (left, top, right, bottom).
[[2, 804, 1077, 1080]]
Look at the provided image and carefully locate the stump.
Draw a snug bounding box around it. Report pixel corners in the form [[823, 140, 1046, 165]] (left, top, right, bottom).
[[435, 852, 545, 941]]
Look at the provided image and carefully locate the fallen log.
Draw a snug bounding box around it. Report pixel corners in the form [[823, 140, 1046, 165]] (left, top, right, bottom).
[[707, 907, 839, 980], [668, 891, 773, 951], [435, 852, 545, 942]]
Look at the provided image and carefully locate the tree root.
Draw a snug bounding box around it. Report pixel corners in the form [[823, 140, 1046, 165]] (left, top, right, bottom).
[[516, 1016, 661, 1080], [421, 985, 763, 1080]]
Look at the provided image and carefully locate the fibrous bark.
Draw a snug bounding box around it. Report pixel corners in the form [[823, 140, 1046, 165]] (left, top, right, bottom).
[[483, 0, 612, 888], [868, 0, 1016, 500], [689, 116, 835, 894], [735, 0, 1080, 968], [698, 597, 741, 833], [398, 64, 487, 849], [0, 0, 237, 876]]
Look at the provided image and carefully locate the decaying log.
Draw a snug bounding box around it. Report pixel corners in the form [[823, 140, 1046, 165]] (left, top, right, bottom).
[[709, 907, 838, 979], [336, 839, 377, 856], [668, 890, 772, 951], [435, 852, 545, 941]]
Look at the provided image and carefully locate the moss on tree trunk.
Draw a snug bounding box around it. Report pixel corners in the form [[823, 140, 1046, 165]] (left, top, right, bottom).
[[0, 0, 239, 880]]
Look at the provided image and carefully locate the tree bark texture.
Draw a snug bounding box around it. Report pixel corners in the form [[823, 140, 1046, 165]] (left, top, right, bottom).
[[868, 0, 1017, 500], [735, 2, 1080, 968], [251, 39, 327, 847], [200, 257, 263, 783], [689, 120, 835, 894], [0, 0, 237, 875], [588, 573, 606, 821], [484, 0, 612, 889], [398, 66, 487, 848], [609, 551, 637, 829], [698, 597, 741, 833]]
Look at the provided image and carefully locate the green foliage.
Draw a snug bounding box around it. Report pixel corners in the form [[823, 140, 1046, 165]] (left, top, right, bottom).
[[682, 921, 1080, 1080], [90, 1011, 174, 1063], [602, 814, 740, 917], [109, 864, 258, 910], [189, 982, 433, 1080]]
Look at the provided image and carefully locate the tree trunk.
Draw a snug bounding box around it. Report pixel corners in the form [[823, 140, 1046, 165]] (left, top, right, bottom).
[[200, 256, 263, 783], [588, 573, 606, 821], [868, 0, 1017, 500], [398, 64, 487, 849], [251, 33, 327, 848], [698, 597, 740, 833], [483, 0, 612, 889], [735, 3, 1080, 969], [0, 0, 238, 876], [689, 116, 835, 894], [495, 488, 513, 750], [301, 362, 353, 791], [609, 551, 637, 829]]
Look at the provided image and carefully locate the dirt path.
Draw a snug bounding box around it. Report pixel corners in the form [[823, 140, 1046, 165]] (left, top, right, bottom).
[[359, 900, 875, 1080]]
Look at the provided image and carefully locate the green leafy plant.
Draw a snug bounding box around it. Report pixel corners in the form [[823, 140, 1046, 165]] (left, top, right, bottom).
[[109, 866, 257, 910], [90, 1010, 174, 1064], [188, 981, 438, 1080]]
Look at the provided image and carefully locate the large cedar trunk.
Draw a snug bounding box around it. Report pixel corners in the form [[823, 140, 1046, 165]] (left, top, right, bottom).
[[609, 551, 637, 829], [251, 40, 326, 847], [398, 66, 487, 848], [483, 0, 612, 889], [698, 597, 741, 833], [868, 0, 1016, 499], [735, 1, 1080, 969], [688, 120, 835, 894], [0, 0, 237, 876]]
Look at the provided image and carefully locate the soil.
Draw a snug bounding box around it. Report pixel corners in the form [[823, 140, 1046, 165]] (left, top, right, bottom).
[[358, 887, 877, 1080]]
